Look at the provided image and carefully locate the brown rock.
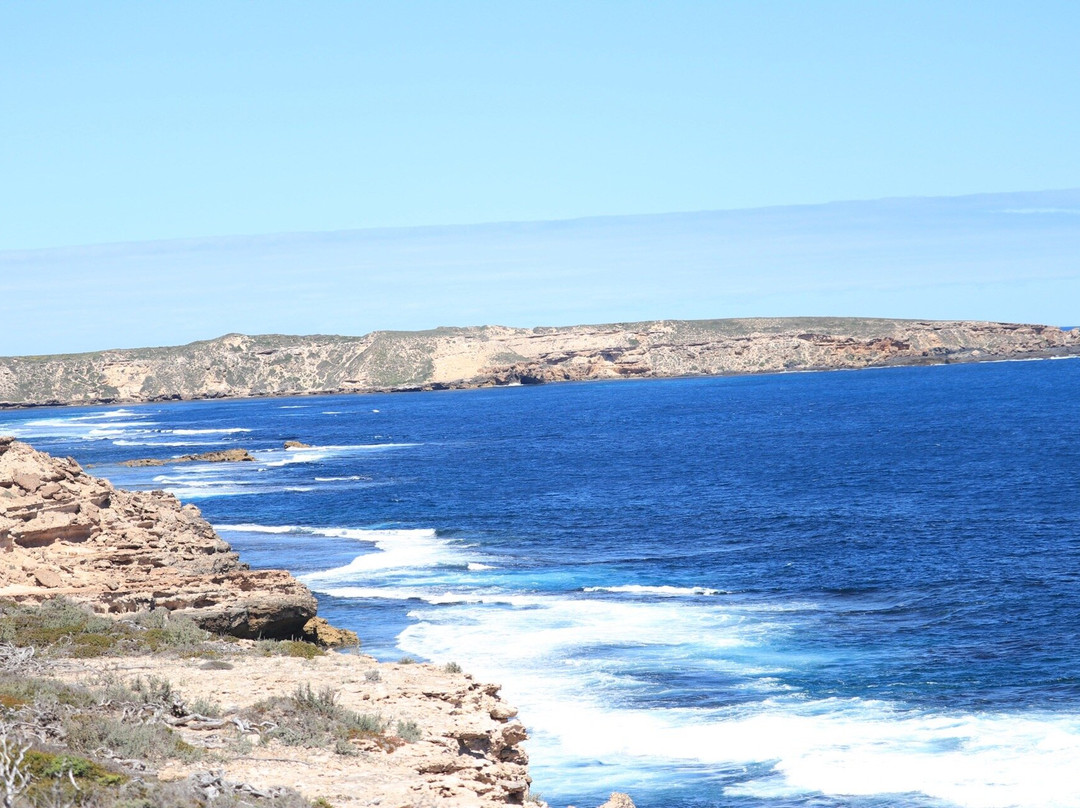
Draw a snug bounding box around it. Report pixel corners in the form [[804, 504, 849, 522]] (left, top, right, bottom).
[[38, 481, 62, 498], [302, 616, 359, 647], [284, 440, 312, 449], [0, 439, 315, 638], [12, 472, 41, 492], [34, 568, 64, 588], [598, 794, 637, 808], [120, 449, 256, 467], [490, 703, 518, 721]]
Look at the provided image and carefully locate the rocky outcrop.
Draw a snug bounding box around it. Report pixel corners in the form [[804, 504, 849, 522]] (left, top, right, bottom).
[[1, 318, 1078, 407], [63, 651, 534, 807], [0, 437, 316, 637], [596, 795, 637, 808], [119, 448, 256, 467], [301, 615, 359, 648]]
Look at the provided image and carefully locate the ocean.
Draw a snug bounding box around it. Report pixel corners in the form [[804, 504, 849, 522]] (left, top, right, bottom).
[[3, 358, 1080, 808]]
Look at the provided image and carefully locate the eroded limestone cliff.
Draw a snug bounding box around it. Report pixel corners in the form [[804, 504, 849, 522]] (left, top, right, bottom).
[[0, 436, 315, 637], [2, 318, 1077, 407]]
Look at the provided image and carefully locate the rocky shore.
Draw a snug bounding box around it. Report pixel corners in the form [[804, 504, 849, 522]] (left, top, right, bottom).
[[0, 436, 314, 638], [52, 651, 534, 806], [0, 436, 547, 805], [2, 317, 1077, 407]]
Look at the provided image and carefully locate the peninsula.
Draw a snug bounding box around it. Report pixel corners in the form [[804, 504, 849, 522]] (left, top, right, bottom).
[[1, 318, 1077, 408]]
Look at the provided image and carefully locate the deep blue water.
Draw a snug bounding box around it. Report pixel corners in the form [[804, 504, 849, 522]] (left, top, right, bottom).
[[4, 359, 1080, 808]]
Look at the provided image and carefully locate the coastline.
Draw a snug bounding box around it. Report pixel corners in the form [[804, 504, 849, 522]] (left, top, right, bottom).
[[0, 438, 539, 806], [2, 317, 1078, 409]]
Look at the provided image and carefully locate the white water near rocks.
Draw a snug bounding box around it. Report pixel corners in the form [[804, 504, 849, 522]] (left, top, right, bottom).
[[4, 360, 1080, 808]]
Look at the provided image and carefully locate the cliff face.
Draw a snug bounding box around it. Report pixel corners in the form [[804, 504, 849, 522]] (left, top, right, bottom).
[[0, 436, 316, 637], [2, 318, 1078, 406]]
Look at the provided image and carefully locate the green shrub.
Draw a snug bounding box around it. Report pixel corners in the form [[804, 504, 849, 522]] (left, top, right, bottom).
[[255, 639, 324, 659], [64, 713, 201, 763], [188, 695, 223, 718], [23, 750, 126, 786], [396, 719, 421, 743], [292, 683, 338, 715], [0, 597, 119, 653], [0, 672, 94, 709], [243, 685, 386, 749], [443, 661, 462, 674]]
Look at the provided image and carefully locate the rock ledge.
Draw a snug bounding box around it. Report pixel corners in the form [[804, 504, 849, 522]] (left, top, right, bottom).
[[0, 436, 316, 637]]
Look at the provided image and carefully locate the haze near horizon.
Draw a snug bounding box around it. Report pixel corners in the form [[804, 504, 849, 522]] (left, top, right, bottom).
[[2, 189, 1079, 356]]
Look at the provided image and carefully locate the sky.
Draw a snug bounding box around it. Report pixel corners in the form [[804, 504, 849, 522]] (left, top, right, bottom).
[[2, 190, 1078, 356], [1, 2, 1078, 353]]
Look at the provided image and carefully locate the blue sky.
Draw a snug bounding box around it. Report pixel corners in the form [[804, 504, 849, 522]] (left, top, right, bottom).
[[0, 2, 1077, 353], [2, 1, 1078, 248], [2, 191, 1078, 355]]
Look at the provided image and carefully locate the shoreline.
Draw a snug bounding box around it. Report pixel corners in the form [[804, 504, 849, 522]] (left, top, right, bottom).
[[2, 343, 1079, 412], [3, 317, 1078, 410], [0, 438, 541, 806]]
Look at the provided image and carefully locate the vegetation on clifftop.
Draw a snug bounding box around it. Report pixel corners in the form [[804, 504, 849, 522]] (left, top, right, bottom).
[[2, 318, 1078, 407]]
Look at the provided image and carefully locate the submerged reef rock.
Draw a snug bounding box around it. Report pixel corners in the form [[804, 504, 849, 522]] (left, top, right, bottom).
[[0, 436, 315, 637], [119, 448, 256, 466], [2, 318, 1078, 407]]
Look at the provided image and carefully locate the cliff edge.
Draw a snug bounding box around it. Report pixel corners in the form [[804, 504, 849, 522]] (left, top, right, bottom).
[[0, 436, 315, 637], [0, 439, 537, 806], [2, 317, 1078, 407]]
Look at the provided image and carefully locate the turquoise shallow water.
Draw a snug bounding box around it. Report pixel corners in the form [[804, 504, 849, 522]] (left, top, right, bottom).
[[4, 359, 1080, 808]]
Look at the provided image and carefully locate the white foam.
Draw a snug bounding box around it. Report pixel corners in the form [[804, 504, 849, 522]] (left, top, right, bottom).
[[320, 587, 541, 606], [300, 528, 466, 579], [313, 475, 369, 482], [59, 408, 140, 421], [584, 584, 723, 596], [165, 427, 252, 435], [165, 484, 260, 499], [4, 416, 157, 441], [216, 523, 300, 534], [468, 562, 495, 571], [112, 439, 221, 447], [259, 443, 418, 467], [392, 590, 1080, 808]]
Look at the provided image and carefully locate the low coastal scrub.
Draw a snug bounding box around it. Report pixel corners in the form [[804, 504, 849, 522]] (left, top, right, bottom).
[[0, 599, 211, 659], [255, 639, 324, 660], [242, 683, 392, 752], [0, 670, 333, 808], [395, 719, 421, 743], [0, 598, 352, 807]]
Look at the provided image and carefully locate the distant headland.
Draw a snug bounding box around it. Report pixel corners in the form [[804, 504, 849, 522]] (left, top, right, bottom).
[[2, 317, 1078, 408]]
